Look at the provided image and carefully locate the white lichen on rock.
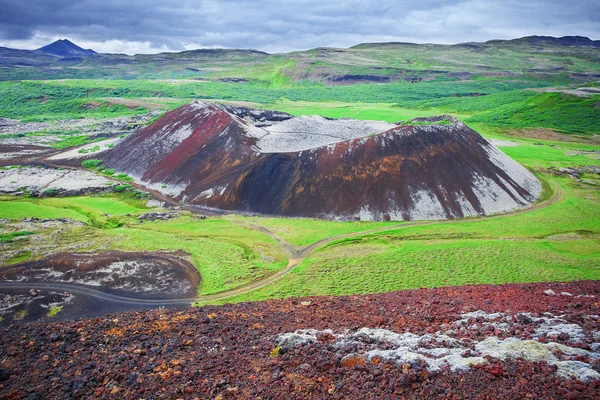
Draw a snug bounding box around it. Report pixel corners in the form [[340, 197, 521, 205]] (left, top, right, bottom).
[[278, 311, 600, 381]]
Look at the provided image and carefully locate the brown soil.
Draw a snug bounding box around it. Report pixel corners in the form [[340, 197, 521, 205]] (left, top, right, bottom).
[[505, 127, 600, 144], [81, 101, 102, 110], [0, 281, 598, 399], [100, 97, 166, 110]]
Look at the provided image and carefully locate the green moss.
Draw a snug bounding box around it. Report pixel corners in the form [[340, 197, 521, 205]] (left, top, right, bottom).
[[6, 251, 33, 265], [47, 305, 63, 317], [42, 188, 58, 197], [13, 310, 28, 321]]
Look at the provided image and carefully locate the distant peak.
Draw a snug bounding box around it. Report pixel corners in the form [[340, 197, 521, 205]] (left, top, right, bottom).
[[35, 39, 96, 57]]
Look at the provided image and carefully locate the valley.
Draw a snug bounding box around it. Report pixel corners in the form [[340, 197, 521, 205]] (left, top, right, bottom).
[[0, 34, 599, 398]]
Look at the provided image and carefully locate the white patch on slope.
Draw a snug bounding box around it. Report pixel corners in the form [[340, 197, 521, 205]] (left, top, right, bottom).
[[353, 189, 448, 222], [198, 188, 215, 199], [454, 191, 478, 216], [0, 167, 111, 194], [406, 189, 448, 221], [256, 115, 396, 153], [484, 144, 542, 203], [468, 143, 541, 217], [128, 173, 188, 197], [47, 137, 123, 160]]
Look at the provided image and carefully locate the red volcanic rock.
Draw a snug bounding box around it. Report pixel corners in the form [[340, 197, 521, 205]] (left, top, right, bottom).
[[102, 102, 541, 221], [0, 281, 599, 399]]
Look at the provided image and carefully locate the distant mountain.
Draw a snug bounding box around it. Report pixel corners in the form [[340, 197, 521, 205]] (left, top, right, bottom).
[[494, 35, 600, 48], [0, 46, 60, 67], [350, 42, 419, 49], [1, 34, 598, 82], [35, 39, 96, 57], [354, 35, 600, 49]]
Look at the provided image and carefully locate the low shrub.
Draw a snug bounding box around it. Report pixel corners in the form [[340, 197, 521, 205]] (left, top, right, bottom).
[[42, 188, 58, 197], [82, 159, 103, 168]]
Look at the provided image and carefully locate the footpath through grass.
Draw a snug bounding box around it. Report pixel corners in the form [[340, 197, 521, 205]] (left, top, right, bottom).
[[214, 175, 600, 304]]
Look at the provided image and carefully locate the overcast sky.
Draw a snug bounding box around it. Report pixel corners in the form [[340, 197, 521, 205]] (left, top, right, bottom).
[[0, 0, 598, 54]]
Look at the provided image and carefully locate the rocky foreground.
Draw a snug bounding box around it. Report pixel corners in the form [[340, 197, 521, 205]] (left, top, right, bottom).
[[1, 281, 599, 399]]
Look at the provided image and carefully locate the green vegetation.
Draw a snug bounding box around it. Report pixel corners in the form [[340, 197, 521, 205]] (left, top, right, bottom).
[[5, 251, 33, 265], [227, 237, 598, 301], [0, 40, 598, 305], [114, 173, 133, 181], [0, 198, 89, 221], [0, 231, 34, 243], [12, 310, 27, 321], [270, 346, 281, 358], [47, 305, 63, 317], [1, 78, 597, 136], [216, 175, 600, 303], [271, 100, 445, 123], [78, 145, 101, 154], [42, 188, 58, 197], [53, 135, 105, 150], [231, 216, 392, 247], [81, 159, 103, 168], [80, 160, 132, 182]]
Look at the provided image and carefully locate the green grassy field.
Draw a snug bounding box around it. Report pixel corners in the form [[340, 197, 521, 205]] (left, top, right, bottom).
[[1, 79, 597, 141], [0, 194, 288, 295], [213, 174, 600, 304], [0, 141, 598, 300], [229, 216, 393, 247], [270, 100, 456, 123], [1, 40, 599, 304]]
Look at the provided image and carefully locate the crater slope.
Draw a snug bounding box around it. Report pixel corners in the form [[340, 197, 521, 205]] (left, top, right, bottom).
[[101, 102, 541, 221]]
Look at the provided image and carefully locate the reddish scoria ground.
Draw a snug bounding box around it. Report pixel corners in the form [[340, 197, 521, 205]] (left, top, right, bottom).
[[1, 280, 599, 399]]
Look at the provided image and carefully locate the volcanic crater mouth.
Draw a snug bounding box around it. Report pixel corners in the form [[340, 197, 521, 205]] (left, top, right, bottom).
[[249, 114, 398, 153]]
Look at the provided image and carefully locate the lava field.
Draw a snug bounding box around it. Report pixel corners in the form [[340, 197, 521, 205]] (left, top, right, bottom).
[[1, 281, 599, 399]]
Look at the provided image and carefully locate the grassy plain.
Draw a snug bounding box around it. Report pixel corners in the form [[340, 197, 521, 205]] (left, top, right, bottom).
[[0, 194, 288, 295], [215, 174, 600, 303], [1, 40, 599, 302], [1, 135, 598, 301]]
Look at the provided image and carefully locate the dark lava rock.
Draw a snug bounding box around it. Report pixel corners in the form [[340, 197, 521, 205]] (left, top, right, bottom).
[[0, 369, 10, 382], [137, 211, 179, 222]]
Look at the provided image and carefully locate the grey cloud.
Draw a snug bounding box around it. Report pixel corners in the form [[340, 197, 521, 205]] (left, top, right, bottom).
[[0, 0, 598, 53]]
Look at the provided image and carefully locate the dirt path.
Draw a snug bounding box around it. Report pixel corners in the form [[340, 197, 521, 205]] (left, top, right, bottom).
[[192, 178, 563, 303]]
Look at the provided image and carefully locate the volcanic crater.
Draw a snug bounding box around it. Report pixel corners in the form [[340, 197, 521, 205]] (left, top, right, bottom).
[[97, 102, 541, 221]]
